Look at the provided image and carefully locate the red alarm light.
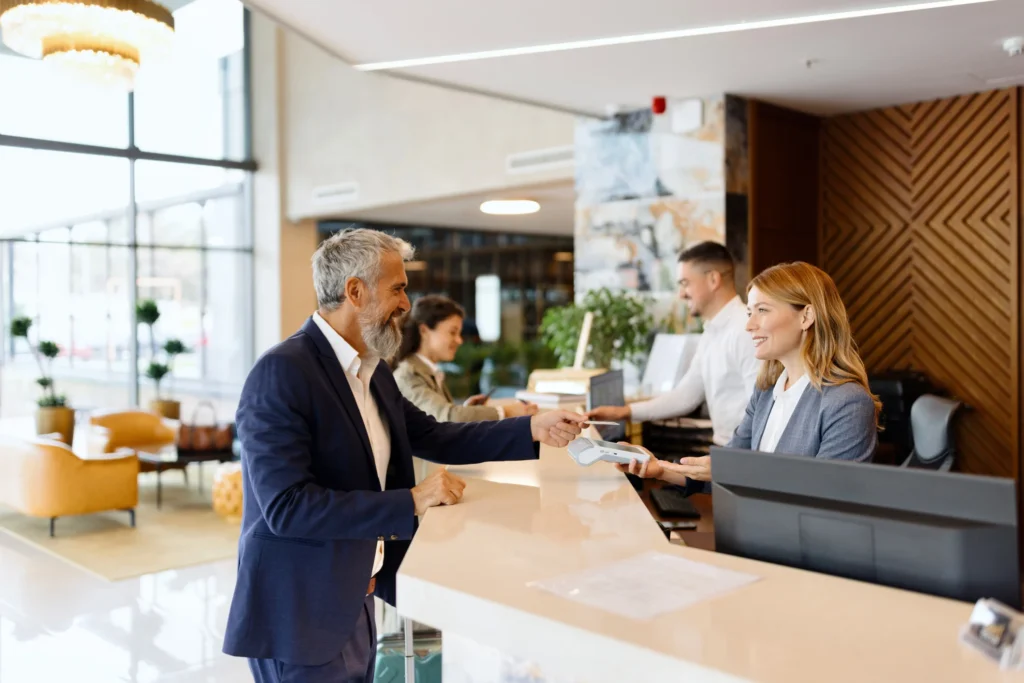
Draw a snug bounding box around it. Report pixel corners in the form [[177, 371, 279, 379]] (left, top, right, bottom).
[[652, 96, 667, 114]]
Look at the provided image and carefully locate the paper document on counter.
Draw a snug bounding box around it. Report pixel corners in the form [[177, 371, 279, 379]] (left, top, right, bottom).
[[528, 551, 759, 620]]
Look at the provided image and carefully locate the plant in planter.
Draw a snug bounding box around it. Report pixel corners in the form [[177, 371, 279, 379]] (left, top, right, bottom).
[[10, 316, 74, 444], [136, 299, 160, 359], [540, 287, 654, 370], [149, 338, 188, 419]]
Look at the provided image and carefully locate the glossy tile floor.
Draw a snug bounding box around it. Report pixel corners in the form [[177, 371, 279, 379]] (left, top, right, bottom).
[[0, 531, 251, 682]]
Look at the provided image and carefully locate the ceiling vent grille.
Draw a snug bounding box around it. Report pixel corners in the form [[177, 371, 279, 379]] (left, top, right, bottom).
[[311, 181, 359, 206], [506, 145, 574, 175]]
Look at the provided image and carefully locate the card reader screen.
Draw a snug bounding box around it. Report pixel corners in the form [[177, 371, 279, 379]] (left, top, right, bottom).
[[592, 439, 646, 455]]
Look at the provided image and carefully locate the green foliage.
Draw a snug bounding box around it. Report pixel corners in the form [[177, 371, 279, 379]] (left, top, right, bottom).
[[540, 287, 655, 370], [37, 394, 68, 408], [10, 316, 31, 338], [146, 362, 170, 381], [524, 338, 558, 370], [10, 317, 65, 407], [163, 339, 187, 356], [146, 362, 170, 399], [136, 299, 160, 326], [37, 341, 60, 359], [447, 338, 561, 398]]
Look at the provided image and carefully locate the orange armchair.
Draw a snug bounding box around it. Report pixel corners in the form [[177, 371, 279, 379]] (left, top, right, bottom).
[[0, 436, 138, 536]]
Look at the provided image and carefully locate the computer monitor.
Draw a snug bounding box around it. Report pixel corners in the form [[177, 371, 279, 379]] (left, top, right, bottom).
[[711, 447, 1021, 608], [586, 370, 626, 442], [640, 334, 700, 395]]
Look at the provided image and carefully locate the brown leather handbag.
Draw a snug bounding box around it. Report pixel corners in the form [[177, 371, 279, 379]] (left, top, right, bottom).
[[178, 402, 234, 452]]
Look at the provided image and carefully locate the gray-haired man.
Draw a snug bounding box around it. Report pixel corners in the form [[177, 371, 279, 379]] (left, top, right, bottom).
[[222, 228, 585, 682]]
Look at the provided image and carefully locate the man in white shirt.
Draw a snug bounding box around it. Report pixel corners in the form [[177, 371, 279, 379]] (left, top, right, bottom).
[[587, 242, 760, 448]]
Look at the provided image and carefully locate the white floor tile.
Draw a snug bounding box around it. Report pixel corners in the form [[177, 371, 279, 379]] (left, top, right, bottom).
[[0, 531, 249, 683]]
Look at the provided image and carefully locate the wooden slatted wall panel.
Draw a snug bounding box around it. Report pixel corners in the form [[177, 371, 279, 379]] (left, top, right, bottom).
[[821, 89, 1020, 478]]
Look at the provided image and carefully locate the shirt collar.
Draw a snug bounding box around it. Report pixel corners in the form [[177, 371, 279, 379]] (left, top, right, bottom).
[[312, 312, 371, 376], [702, 295, 744, 332], [772, 370, 811, 402], [416, 354, 440, 375]]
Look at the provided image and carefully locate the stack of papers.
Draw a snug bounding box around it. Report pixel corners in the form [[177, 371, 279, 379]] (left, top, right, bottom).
[[528, 551, 760, 620], [514, 391, 586, 407]]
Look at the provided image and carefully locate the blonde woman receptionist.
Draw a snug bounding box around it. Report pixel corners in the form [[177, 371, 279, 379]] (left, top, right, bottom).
[[394, 295, 537, 422], [621, 261, 880, 492]]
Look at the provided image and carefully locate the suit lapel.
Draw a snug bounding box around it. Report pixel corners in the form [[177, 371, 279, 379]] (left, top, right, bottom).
[[411, 355, 449, 397], [302, 317, 375, 477], [751, 392, 774, 451], [774, 387, 818, 455]]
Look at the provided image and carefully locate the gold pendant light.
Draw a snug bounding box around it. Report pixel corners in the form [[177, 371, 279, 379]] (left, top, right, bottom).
[[0, 0, 175, 90]]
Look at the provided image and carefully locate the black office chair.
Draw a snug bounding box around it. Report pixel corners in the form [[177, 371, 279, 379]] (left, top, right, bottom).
[[901, 394, 962, 471]]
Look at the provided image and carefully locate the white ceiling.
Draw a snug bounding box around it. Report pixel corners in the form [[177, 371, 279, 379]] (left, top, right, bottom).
[[244, 0, 1024, 116], [337, 180, 575, 236]]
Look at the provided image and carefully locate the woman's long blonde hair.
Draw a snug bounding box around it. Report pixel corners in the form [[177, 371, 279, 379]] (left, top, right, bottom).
[[748, 262, 881, 426]]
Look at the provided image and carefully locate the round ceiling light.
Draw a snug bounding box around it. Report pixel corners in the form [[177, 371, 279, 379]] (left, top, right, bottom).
[[0, 0, 175, 91], [480, 199, 540, 216]]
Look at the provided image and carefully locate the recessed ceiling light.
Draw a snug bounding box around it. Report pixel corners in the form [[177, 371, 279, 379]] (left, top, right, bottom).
[[480, 199, 540, 216], [354, 0, 995, 71]]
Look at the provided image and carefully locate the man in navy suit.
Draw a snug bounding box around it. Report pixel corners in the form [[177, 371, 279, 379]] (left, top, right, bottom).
[[222, 228, 585, 682]]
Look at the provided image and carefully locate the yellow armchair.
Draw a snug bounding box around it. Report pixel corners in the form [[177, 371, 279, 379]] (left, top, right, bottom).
[[89, 410, 179, 475], [90, 410, 177, 451], [0, 436, 138, 537]]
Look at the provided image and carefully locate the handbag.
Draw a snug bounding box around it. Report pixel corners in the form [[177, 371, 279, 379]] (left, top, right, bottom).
[[178, 401, 234, 452]]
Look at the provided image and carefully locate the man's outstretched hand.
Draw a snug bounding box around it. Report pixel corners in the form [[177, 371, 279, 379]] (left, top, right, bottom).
[[530, 411, 586, 447]]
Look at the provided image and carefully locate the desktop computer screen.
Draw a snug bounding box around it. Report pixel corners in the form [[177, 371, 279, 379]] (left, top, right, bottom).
[[586, 370, 626, 442], [711, 447, 1020, 608]]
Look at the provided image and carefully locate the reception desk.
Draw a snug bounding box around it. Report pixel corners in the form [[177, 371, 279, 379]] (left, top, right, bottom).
[[397, 441, 1014, 683]]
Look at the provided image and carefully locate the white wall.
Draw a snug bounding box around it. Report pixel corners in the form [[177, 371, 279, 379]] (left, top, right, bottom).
[[280, 31, 576, 221], [249, 14, 577, 351], [250, 14, 319, 355]]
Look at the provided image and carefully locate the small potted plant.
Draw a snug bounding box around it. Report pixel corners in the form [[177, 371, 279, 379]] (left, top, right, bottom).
[[148, 339, 188, 419], [540, 287, 654, 369], [136, 299, 160, 360], [10, 316, 74, 445]]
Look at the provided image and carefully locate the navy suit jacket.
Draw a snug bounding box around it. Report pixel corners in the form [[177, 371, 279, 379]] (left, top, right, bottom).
[[222, 318, 538, 665]]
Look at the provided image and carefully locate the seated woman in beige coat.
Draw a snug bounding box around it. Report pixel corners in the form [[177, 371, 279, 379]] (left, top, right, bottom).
[[394, 295, 537, 422]]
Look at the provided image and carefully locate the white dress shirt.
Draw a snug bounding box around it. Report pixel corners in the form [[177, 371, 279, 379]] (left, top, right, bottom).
[[757, 371, 810, 453], [312, 313, 391, 577], [629, 296, 761, 445]]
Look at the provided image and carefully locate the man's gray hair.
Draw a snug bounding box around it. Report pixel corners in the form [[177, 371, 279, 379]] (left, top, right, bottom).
[[312, 228, 415, 312]]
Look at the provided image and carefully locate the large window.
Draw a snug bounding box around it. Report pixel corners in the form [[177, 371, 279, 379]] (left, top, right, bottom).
[[0, 0, 254, 422]]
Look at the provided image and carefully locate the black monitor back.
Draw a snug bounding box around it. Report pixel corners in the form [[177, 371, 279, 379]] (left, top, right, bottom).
[[711, 447, 1020, 608], [587, 370, 626, 442]]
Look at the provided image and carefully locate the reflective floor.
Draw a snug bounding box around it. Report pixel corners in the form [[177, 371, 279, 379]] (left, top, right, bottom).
[[0, 531, 251, 682]]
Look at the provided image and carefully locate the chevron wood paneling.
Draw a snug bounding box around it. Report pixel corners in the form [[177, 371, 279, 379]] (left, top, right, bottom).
[[821, 89, 1020, 480]]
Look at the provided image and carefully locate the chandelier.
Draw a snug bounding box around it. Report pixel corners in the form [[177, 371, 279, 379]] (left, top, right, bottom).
[[0, 0, 174, 90]]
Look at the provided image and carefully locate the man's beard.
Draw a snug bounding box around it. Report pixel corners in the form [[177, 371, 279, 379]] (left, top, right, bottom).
[[359, 301, 402, 361]]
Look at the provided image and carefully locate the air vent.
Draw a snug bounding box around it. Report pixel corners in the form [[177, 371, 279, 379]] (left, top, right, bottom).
[[506, 145, 574, 175], [985, 73, 1024, 87], [311, 181, 359, 205]]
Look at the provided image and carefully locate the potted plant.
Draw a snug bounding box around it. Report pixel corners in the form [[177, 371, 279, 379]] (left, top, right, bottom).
[[149, 339, 188, 419], [10, 316, 74, 445], [540, 287, 654, 370], [136, 299, 160, 360]]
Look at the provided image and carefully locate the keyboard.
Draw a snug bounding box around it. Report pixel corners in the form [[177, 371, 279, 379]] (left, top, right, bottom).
[[650, 487, 701, 519]]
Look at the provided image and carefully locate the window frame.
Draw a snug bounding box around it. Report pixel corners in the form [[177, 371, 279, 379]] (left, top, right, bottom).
[[0, 6, 256, 409]]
